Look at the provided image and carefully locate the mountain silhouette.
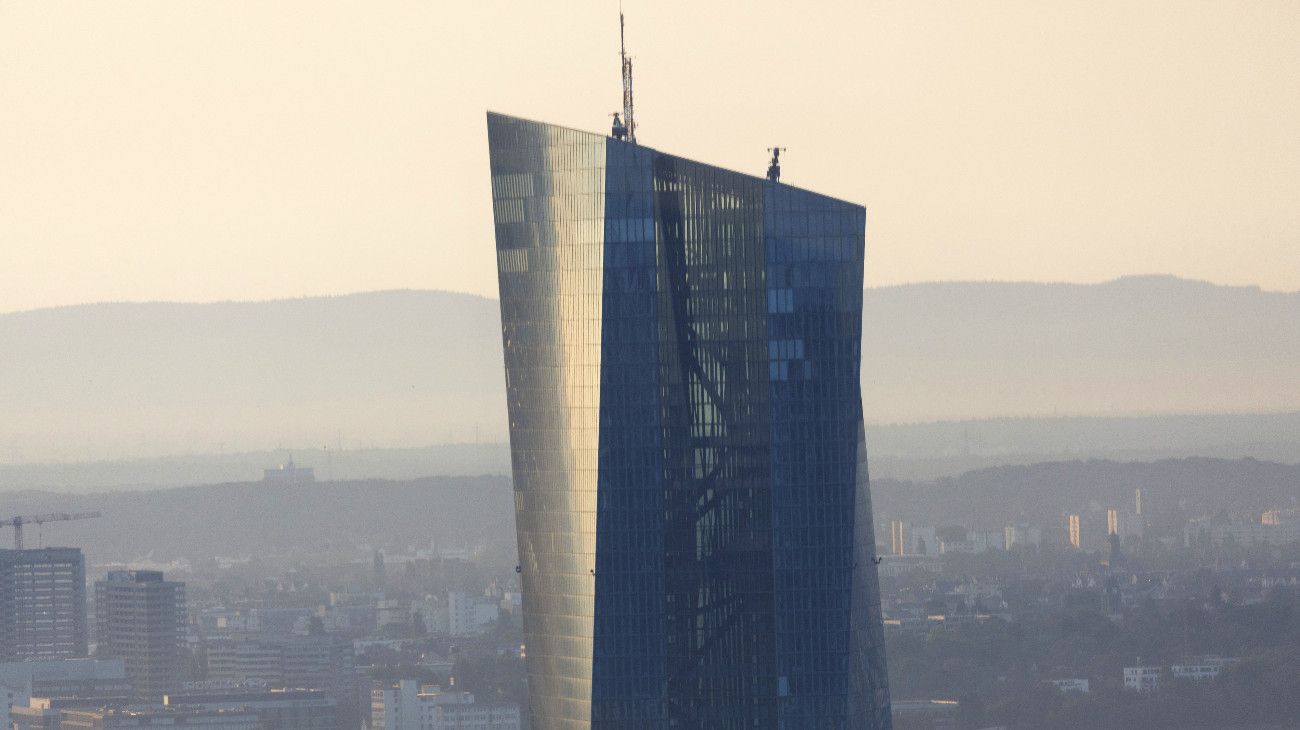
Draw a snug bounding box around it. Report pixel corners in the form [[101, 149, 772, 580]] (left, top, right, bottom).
[[2, 276, 1296, 464]]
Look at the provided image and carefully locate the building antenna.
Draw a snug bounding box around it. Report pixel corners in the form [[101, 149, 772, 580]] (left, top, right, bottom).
[[767, 147, 787, 182], [620, 6, 636, 143]]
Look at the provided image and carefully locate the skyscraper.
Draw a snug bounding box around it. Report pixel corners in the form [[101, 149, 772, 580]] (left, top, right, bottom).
[[94, 570, 186, 697], [0, 548, 88, 661], [1068, 514, 1082, 549], [488, 112, 891, 729]]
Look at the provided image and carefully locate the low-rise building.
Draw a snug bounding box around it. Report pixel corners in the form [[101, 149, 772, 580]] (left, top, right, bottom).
[[165, 688, 342, 730], [206, 632, 354, 697], [60, 707, 260, 729], [372, 680, 520, 730], [1048, 678, 1090, 693], [12, 699, 260, 730], [0, 659, 131, 721], [1170, 656, 1240, 681], [1184, 516, 1300, 548], [1123, 665, 1162, 692], [890, 699, 960, 729]]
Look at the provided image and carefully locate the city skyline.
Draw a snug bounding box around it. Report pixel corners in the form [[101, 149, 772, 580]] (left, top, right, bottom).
[[3, 1, 1299, 313], [3, 3, 1296, 726]]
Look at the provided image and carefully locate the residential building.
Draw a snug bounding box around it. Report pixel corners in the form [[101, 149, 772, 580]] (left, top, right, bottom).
[[94, 571, 186, 697], [446, 591, 498, 637], [489, 112, 890, 728], [0, 548, 88, 661]]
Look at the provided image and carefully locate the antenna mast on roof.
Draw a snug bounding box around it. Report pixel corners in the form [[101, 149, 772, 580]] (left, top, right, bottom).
[[620, 8, 637, 143]]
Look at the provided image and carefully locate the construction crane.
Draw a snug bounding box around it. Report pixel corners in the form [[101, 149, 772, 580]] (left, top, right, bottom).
[[0, 512, 102, 550]]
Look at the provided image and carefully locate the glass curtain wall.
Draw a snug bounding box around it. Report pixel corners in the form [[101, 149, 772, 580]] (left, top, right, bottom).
[[489, 112, 891, 730]]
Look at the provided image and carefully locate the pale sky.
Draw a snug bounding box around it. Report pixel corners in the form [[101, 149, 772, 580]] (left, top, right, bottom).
[[2, 1, 1298, 313]]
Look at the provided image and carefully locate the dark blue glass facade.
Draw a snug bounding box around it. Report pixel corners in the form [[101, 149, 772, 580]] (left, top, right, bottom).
[[488, 112, 890, 730]]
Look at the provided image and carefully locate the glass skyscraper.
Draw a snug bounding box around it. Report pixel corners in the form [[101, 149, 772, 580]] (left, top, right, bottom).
[[488, 112, 891, 730]]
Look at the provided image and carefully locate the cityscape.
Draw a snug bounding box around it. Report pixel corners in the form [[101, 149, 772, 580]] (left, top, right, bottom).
[[2, 2, 1299, 730]]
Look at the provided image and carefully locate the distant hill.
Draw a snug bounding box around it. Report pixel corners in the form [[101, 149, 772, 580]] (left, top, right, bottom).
[[0, 475, 517, 568], [4, 412, 1300, 491], [873, 457, 1300, 533], [6, 458, 1295, 567], [1, 276, 1297, 466]]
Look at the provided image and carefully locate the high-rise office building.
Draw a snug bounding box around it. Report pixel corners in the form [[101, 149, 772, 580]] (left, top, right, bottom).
[[488, 112, 891, 729], [94, 570, 186, 697], [0, 548, 88, 661]]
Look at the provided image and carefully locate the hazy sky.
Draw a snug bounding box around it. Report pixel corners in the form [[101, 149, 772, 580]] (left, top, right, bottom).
[[3, 1, 1298, 313]]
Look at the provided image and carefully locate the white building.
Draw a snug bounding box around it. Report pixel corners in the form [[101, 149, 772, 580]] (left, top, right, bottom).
[[1049, 678, 1090, 693], [447, 591, 499, 637], [1123, 666, 1162, 692], [1171, 656, 1239, 681], [372, 680, 520, 730]]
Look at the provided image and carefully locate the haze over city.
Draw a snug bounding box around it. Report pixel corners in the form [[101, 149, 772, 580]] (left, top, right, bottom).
[[1, 3, 1298, 730]]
